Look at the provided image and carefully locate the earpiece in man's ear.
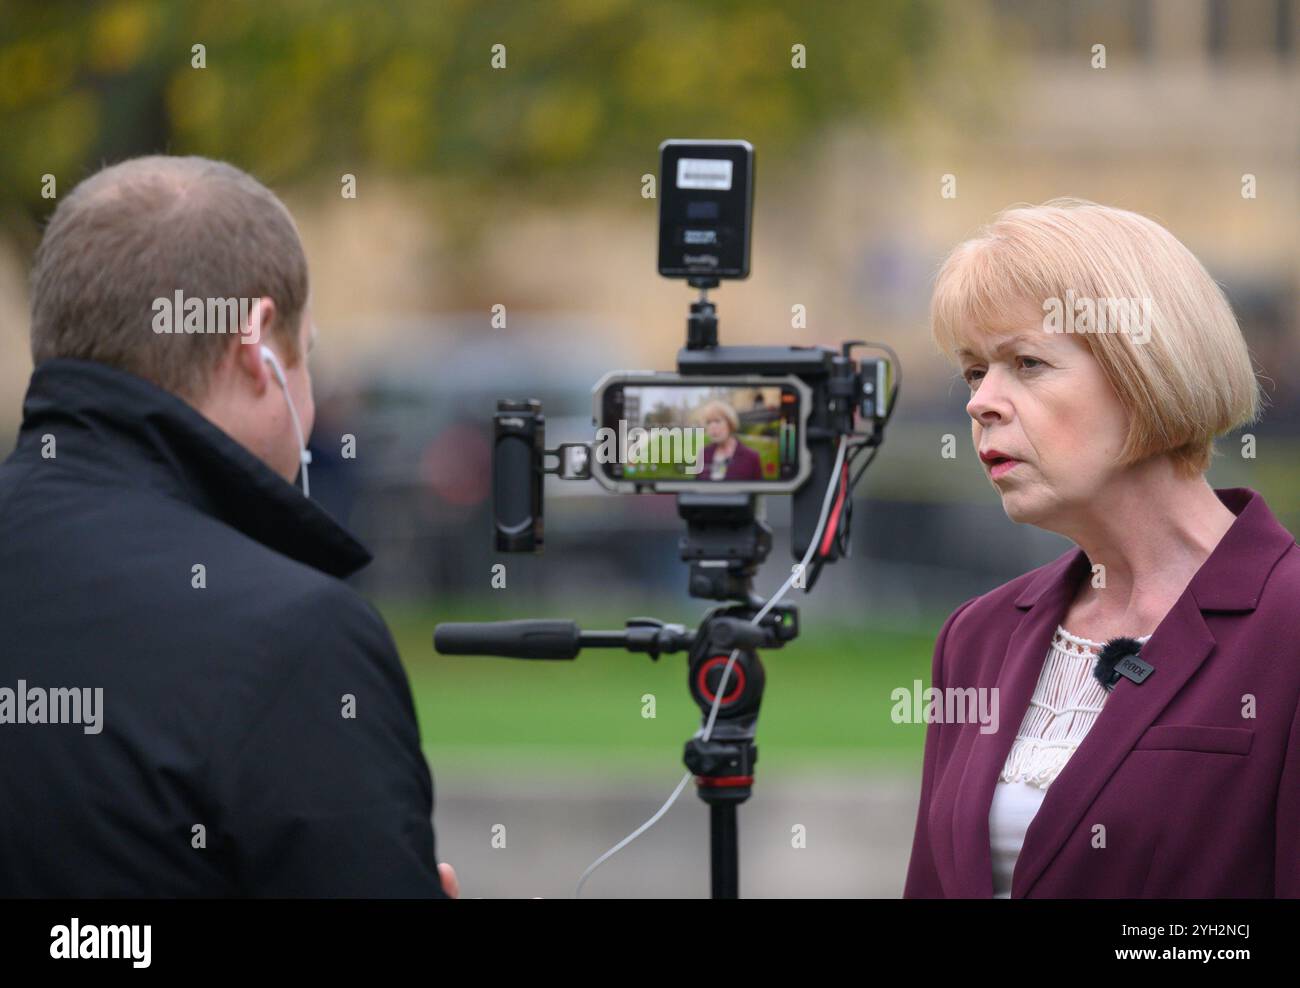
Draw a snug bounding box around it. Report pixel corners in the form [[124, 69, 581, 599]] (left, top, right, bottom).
[[260, 345, 286, 383]]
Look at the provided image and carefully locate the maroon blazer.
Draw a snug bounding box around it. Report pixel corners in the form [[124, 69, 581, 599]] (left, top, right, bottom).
[[904, 487, 1300, 898], [701, 439, 763, 481]]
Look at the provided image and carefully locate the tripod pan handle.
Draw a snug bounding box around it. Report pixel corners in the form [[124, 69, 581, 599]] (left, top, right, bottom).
[[434, 620, 581, 659]]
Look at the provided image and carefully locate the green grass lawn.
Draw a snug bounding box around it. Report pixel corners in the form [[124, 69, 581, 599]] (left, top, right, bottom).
[[383, 597, 944, 778]]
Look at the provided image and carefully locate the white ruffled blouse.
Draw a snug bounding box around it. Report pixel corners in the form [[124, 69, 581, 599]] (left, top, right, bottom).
[[989, 625, 1153, 897]]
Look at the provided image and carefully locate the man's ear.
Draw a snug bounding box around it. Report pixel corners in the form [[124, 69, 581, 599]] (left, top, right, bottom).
[[243, 297, 276, 350], [230, 298, 278, 392]]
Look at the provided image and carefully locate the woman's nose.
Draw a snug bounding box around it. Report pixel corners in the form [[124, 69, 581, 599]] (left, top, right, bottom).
[[966, 368, 1011, 424]]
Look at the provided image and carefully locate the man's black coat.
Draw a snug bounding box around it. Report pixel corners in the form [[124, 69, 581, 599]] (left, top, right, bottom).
[[0, 358, 447, 896]]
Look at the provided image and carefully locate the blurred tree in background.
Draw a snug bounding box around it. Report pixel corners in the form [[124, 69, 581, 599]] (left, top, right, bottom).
[[0, 0, 956, 238]]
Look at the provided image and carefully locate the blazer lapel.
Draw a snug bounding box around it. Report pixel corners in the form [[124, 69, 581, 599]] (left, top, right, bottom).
[[1010, 593, 1216, 896], [951, 547, 1088, 898]]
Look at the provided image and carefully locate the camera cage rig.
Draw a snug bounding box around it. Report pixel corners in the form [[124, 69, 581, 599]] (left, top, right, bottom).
[[588, 370, 815, 495], [434, 140, 900, 899]]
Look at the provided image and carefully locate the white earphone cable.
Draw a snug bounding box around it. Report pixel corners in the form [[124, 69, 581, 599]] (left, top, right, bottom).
[[260, 346, 311, 497]]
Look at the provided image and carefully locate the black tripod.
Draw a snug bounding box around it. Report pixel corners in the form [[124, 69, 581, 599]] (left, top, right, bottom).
[[434, 492, 796, 898], [675, 491, 797, 898]]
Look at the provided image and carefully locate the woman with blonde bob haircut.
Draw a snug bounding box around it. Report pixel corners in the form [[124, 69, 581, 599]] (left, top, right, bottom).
[[904, 198, 1300, 899], [696, 398, 763, 481]]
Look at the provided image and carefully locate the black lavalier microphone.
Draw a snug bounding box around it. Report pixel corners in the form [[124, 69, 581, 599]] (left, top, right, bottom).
[[1093, 637, 1155, 691]]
